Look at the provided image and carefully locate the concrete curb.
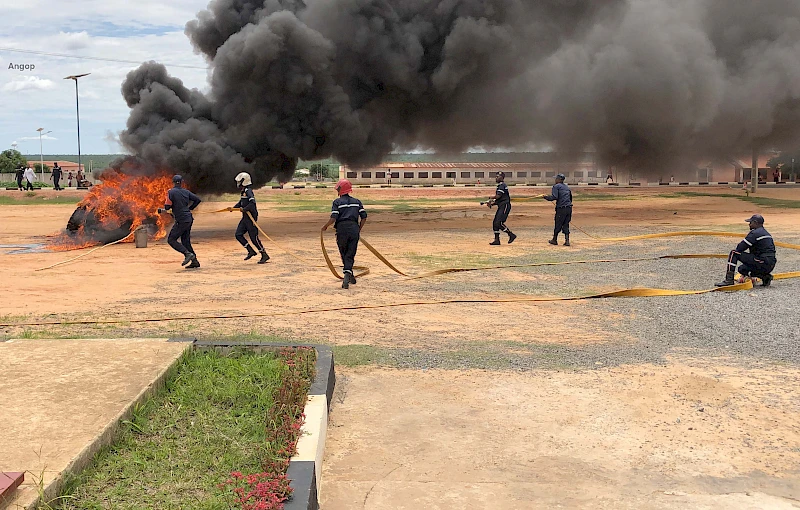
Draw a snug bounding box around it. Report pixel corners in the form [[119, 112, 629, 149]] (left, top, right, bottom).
[[191, 341, 335, 510], [22, 338, 193, 510]]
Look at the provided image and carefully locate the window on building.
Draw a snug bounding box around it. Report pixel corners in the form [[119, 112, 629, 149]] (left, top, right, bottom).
[[545, 171, 555, 177], [573, 171, 584, 179], [361, 172, 372, 179], [531, 171, 541, 178], [489, 172, 498, 178], [417, 172, 428, 178], [390, 172, 400, 179], [346, 172, 357, 179], [446, 172, 456, 179], [517, 172, 528, 178], [404, 172, 414, 179], [432, 172, 442, 178], [474, 172, 485, 178], [461, 172, 471, 178], [376, 172, 386, 179]]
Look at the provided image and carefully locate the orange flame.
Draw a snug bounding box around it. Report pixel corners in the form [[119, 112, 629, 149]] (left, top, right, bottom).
[[49, 171, 174, 251]]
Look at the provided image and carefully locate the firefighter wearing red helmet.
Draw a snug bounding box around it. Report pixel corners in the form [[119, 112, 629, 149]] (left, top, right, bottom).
[[321, 179, 367, 289]]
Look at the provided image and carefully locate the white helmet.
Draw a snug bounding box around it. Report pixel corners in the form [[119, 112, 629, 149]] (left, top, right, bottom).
[[235, 172, 252, 187]]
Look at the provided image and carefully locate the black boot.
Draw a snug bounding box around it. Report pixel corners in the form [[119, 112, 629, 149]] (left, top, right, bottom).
[[258, 251, 270, 264], [507, 231, 517, 244], [490, 233, 501, 246], [342, 272, 351, 289], [761, 274, 773, 287], [186, 256, 200, 269], [181, 252, 196, 266], [548, 237, 558, 245], [564, 235, 570, 247], [349, 273, 357, 285], [715, 269, 735, 287], [244, 246, 257, 260]]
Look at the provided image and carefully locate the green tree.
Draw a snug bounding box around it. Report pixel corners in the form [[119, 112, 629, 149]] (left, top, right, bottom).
[[0, 149, 27, 172], [34, 163, 51, 172]]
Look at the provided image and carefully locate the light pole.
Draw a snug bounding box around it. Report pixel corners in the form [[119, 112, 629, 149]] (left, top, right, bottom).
[[64, 73, 90, 177], [36, 128, 52, 182]]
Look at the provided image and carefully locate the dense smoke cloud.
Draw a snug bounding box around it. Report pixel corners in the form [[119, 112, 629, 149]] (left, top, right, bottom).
[[115, 0, 800, 192]]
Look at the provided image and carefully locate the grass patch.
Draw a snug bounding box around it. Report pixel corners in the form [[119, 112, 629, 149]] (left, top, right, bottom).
[[657, 191, 800, 209], [0, 194, 80, 205], [52, 348, 313, 510]]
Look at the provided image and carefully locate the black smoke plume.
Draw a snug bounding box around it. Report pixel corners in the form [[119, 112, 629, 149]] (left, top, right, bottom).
[[115, 0, 800, 192]]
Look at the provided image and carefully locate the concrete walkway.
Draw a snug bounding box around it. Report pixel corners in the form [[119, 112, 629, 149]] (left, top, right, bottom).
[[0, 338, 189, 509]]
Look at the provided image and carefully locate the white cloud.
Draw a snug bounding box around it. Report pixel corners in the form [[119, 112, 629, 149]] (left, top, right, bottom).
[[0, 1, 211, 154], [18, 134, 58, 141], [2, 76, 56, 92]]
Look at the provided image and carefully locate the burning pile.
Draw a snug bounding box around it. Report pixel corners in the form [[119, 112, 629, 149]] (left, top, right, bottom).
[[51, 171, 173, 250]]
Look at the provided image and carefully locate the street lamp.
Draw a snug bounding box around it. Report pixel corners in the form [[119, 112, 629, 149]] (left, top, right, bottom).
[[64, 73, 90, 177], [36, 128, 52, 182]]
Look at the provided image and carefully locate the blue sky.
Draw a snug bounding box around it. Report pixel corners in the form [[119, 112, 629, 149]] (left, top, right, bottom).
[[0, 0, 211, 156]]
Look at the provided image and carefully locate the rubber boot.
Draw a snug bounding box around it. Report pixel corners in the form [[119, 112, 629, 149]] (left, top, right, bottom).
[[244, 246, 257, 260], [507, 231, 517, 244], [564, 234, 570, 247], [342, 272, 351, 289], [715, 269, 735, 287], [548, 237, 558, 245], [761, 274, 773, 287], [186, 255, 200, 269], [349, 273, 357, 285], [258, 251, 270, 264], [182, 252, 196, 266], [490, 233, 501, 246]]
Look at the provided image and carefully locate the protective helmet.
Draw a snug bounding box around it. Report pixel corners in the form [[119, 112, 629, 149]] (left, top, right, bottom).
[[335, 179, 353, 196], [555, 173, 565, 181], [235, 172, 252, 187], [173, 174, 183, 184]]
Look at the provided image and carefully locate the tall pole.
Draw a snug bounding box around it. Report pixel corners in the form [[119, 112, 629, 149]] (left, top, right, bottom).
[[64, 73, 90, 177], [751, 146, 758, 194], [36, 128, 52, 182]]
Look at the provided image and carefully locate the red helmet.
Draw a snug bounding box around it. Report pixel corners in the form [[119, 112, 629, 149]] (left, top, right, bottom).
[[335, 179, 352, 196]]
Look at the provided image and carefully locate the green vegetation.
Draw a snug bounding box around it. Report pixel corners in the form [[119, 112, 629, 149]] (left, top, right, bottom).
[[50, 349, 305, 510], [0, 192, 79, 205], [659, 191, 800, 209], [0, 149, 27, 172]]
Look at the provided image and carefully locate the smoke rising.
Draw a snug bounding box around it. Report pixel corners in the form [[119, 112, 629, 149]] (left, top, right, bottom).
[[115, 0, 800, 192]]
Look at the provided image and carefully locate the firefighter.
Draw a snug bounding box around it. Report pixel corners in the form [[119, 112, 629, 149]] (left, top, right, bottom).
[[485, 171, 517, 245], [51, 162, 63, 190], [228, 172, 269, 264], [159, 174, 201, 268], [15, 165, 24, 190], [321, 179, 367, 289], [543, 173, 573, 246], [715, 214, 776, 287]]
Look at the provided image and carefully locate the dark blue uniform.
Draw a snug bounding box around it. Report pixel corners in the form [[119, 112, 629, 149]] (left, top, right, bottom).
[[165, 186, 201, 257], [331, 194, 367, 276], [234, 187, 267, 255], [52, 164, 62, 190], [545, 182, 573, 239], [493, 182, 512, 234], [728, 226, 777, 278]]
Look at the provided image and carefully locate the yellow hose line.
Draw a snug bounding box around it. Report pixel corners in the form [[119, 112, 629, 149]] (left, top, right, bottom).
[[0, 279, 760, 328], [35, 231, 136, 271]]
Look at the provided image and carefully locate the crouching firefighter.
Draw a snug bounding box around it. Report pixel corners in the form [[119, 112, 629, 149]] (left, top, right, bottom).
[[321, 179, 367, 289], [485, 171, 517, 245], [715, 214, 777, 287], [159, 174, 201, 268], [230, 172, 269, 264]]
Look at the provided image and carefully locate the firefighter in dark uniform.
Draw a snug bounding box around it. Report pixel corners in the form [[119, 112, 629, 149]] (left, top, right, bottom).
[[716, 214, 777, 287], [229, 172, 269, 263], [321, 179, 367, 289], [159, 174, 201, 268], [15, 166, 24, 191], [51, 162, 63, 190], [543, 173, 573, 246], [485, 171, 517, 245]]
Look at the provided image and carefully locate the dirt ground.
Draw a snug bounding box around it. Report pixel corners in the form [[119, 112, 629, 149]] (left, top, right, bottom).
[[1, 185, 799, 508]]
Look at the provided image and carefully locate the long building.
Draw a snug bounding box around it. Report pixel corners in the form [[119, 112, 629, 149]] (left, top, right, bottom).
[[340, 153, 604, 185]]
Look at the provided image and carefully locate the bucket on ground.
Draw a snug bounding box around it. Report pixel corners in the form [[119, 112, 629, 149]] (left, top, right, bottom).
[[134, 227, 148, 248]]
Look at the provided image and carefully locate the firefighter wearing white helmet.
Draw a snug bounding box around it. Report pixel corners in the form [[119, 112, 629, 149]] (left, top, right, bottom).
[[228, 172, 269, 263]]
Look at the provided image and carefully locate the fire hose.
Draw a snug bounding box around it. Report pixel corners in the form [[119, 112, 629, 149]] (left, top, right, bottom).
[[21, 208, 800, 328]]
